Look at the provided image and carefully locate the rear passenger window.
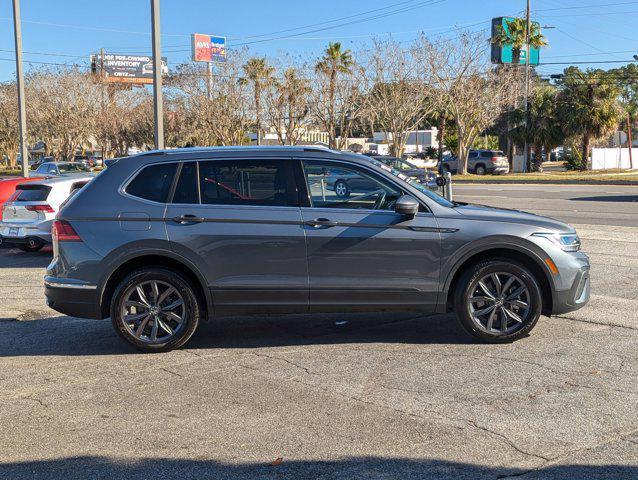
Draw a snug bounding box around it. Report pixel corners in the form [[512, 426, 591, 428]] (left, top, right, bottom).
[[126, 163, 177, 203], [198, 160, 299, 207], [14, 185, 51, 201], [172, 163, 198, 204]]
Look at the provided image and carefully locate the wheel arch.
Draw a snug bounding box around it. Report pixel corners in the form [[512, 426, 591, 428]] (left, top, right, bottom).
[[442, 245, 555, 316], [99, 252, 212, 320]]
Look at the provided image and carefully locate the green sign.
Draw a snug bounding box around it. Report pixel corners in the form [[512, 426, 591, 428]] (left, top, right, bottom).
[[491, 17, 541, 66]]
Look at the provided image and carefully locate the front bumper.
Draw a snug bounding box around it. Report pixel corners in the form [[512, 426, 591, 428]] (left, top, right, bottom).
[[44, 276, 103, 319], [552, 265, 590, 315]]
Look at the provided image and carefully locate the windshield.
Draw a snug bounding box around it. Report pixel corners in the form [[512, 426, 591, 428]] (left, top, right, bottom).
[[367, 158, 454, 207]]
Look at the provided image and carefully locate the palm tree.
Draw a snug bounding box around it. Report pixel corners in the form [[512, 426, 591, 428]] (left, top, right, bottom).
[[492, 18, 547, 65], [557, 68, 622, 170], [243, 58, 274, 145], [509, 85, 564, 171], [315, 42, 354, 149]]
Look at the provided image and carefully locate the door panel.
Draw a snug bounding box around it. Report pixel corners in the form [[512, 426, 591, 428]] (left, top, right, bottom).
[[301, 208, 440, 311], [166, 205, 308, 314]]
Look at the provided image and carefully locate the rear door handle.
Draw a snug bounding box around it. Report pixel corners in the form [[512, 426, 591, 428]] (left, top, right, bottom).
[[306, 217, 336, 228], [173, 214, 205, 224]]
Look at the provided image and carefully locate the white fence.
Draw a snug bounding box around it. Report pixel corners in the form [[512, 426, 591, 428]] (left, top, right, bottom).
[[591, 148, 638, 170]]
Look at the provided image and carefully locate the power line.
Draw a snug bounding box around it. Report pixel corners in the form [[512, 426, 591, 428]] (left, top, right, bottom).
[[231, 0, 447, 47]]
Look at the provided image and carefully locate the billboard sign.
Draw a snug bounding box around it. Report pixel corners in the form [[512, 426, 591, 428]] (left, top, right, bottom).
[[491, 17, 540, 66], [192, 33, 227, 63], [92, 53, 168, 85]]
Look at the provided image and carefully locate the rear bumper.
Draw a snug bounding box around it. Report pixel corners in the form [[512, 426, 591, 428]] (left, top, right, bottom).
[[44, 276, 104, 319], [487, 166, 510, 174], [0, 223, 52, 246], [0, 234, 50, 247], [552, 266, 591, 315]]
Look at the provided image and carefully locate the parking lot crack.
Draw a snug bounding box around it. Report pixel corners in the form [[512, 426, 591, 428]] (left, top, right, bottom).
[[464, 419, 551, 462], [249, 352, 315, 375]]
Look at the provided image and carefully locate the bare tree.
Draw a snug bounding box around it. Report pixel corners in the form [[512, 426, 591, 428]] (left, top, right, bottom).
[[27, 68, 99, 160], [169, 61, 252, 146], [362, 39, 436, 157], [427, 32, 518, 174], [264, 67, 311, 145], [0, 83, 19, 167]]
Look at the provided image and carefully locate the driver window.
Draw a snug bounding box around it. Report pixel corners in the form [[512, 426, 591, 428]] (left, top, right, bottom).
[[303, 160, 401, 211]]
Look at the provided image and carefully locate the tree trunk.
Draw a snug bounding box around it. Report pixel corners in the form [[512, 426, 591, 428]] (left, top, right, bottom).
[[512, 48, 521, 65], [255, 86, 261, 146], [328, 70, 336, 149], [581, 134, 590, 171], [458, 143, 469, 175]]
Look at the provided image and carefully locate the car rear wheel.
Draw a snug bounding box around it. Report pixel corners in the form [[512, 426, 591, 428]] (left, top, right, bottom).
[[110, 268, 202, 352], [475, 164, 486, 175], [454, 259, 542, 343], [334, 179, 350, 198], [18, 238, 44, 252]]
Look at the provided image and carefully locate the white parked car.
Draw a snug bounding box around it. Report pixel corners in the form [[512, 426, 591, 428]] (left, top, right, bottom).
[[0, 176, 92, 252]]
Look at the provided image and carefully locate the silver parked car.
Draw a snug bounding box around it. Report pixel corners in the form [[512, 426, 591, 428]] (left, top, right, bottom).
[[32, 161, 93, 177], [45, 146, 589, 352]]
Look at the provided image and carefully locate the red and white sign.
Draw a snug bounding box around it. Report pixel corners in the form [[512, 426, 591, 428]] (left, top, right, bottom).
[[191, 33, 227, 63]]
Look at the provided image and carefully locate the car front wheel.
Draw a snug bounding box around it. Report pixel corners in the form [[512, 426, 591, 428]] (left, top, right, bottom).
[[454, 259, 542, 343], [110, 268, 202, 352]]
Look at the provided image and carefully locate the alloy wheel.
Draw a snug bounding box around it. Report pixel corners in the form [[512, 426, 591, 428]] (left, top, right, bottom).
[[468, 272, 531, 334], [120, 280, 186, 344], [335, 181, 348, 197]]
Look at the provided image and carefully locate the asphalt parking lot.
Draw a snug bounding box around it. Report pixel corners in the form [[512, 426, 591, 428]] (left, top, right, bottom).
[[1, 183, 637, 479]]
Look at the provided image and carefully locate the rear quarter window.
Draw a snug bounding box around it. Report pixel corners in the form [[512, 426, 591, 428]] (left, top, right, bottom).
[[126, 163, 177, 203], [13, 185, 51, 202]]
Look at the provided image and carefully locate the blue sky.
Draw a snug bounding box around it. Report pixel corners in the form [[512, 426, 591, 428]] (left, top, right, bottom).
[[1, 0, 638, 81]]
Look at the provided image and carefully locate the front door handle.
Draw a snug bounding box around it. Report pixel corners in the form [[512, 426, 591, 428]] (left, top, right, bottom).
[[306, 218, 336, 228], [173, 214, 204, 224]]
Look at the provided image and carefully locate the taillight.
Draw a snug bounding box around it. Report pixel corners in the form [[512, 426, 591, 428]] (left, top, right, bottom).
[[490, 157, 499, 163], [52, 220, 81, 242], [26, 204, 54, 212]]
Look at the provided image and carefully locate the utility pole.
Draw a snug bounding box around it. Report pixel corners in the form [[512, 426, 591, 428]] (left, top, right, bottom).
[[523, 0, 531, 173], [207, 62, 213, 100], [150, 0, 164, 150], [12, 0, 29, 178], [628, 112, 634, 169]]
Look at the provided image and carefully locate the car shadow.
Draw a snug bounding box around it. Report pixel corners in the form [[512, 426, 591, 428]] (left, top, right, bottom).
[[0, 311, 477, 357], [569, 195, 638, 202], [1, 455, 635, 480], [0, 246, 52, 268]]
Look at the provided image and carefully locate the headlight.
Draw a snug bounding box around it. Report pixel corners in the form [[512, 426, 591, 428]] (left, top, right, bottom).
[[532, 232, 581, 252]]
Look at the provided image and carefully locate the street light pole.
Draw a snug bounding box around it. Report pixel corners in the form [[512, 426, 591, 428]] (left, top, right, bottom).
[[150, 0, 164, 150], [523, 0, 531, 173], [12, 0, 29, 178]]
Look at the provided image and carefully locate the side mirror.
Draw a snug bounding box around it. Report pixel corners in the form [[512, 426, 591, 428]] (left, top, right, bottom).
[[394, 195, 419, 217]]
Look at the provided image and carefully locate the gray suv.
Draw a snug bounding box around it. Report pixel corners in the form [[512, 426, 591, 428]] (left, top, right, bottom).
[[443, 150, 510, 175], [45, 147, 589, 352]]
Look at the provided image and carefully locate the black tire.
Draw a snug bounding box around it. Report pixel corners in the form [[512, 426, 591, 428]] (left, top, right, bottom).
[[110, 267, 202, 353], [454, 259, 542, 343], [18, 238, 44, 252], [475, 164, 486, 175], [333, 179, 350, 198]]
